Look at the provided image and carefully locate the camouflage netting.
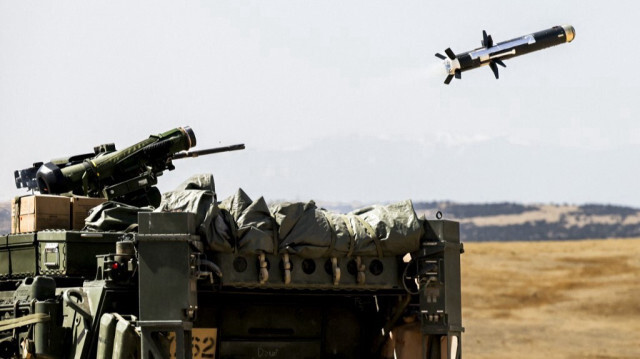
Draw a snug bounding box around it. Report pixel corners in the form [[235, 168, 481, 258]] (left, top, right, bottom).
[[92, 174, 425, 257]]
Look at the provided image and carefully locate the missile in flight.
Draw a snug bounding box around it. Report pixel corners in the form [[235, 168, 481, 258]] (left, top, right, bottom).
[[436, 25, 575, 84]]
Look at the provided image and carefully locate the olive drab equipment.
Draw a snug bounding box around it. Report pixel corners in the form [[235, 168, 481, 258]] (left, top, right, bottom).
[[1, 126, 464, 359], [14, 126, 244, 207]]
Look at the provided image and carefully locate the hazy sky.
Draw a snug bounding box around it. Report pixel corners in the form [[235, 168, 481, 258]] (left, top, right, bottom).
[[1, 1, 638, 206]]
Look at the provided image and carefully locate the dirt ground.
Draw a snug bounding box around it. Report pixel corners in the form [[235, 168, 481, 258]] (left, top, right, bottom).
[[461, 239, 640, 359]]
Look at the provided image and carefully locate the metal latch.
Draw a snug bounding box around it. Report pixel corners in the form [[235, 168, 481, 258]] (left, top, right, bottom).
[[44, 243, 60, 268]]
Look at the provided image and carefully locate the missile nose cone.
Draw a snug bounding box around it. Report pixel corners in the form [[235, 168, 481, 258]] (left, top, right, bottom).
[[562, 25, 575, 42]]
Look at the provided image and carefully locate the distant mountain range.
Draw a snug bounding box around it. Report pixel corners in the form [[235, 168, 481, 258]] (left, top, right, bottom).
[[2, 200, 639, 242], [430, 202, 640, 241]]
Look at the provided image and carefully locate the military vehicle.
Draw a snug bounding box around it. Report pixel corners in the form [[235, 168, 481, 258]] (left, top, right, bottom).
[[1, 127, 463, 358]]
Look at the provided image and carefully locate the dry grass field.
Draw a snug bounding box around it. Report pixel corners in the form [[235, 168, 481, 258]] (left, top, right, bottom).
[[461, 239, 640, 359]]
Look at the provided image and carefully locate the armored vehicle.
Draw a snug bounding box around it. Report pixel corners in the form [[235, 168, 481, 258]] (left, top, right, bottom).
[[2, 127, 463, 358]]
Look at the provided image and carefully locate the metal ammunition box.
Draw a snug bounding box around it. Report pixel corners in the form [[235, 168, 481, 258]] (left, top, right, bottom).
[[6, 233, 38, 278], [37, 230, 124, 277]]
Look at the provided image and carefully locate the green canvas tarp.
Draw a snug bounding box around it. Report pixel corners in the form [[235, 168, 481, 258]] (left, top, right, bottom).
[[84, 175, 215, 232], [348, 200, 424, 257], [271, 200, 423, 258], [156, 174, 234, 252], [156, 174, 216, 224], [219, 189, 277, 255], [153, 175, 425, 258], [272, 201, 348, 258], [84, 201, 153, 232]]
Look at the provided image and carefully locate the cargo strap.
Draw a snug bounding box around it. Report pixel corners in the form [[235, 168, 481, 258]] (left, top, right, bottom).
[[12, 196, 22, 234], [331, 257, 340, 285], [258, 253, 269, 284], [82, 171, 90, 197], [340, 215, 355, 258], [354, 216, 383, 258], [0, 313, 50, 332], [282, 253, 291, 284], [322, 213, 338, 258]]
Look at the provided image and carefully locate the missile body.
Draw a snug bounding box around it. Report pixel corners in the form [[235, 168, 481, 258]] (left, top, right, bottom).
[[436, 25, 575, 84]]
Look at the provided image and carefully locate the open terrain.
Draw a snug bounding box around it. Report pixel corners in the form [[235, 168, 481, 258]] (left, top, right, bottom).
[[461, 238, 640, 358], [327, 201, 640, 242], [3, 200, 640, 242], [1, 198, 638, 357], [414, 202, 640, 242]]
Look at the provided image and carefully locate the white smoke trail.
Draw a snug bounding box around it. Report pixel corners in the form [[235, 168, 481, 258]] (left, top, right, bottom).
[[421, 61, 448, 81], [378, 62, 448, 85]]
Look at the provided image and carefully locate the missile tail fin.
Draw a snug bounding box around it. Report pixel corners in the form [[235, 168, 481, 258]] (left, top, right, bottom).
[[435, 53, 446, 60], [444, 75, 454, 85], [455, 69, 462, 79], [444, 48, 456, 60], [489, 61, 500, 79], [482, 30, 494, 48], [494, 58, 506, 67]]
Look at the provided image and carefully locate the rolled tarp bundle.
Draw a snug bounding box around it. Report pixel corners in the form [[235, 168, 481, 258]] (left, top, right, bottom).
[[272, 200, 423, 258], [348, 201, 424, 257], [155, 175, 424, 258]]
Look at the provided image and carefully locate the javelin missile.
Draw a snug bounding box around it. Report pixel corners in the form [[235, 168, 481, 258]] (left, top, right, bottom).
[[436, 25, 575, 84]]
